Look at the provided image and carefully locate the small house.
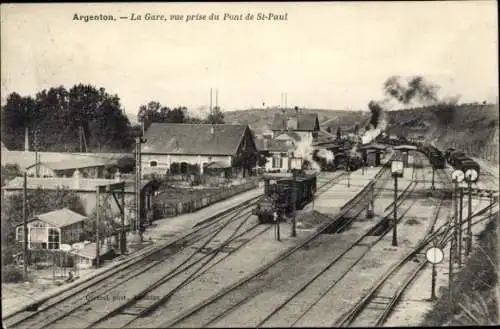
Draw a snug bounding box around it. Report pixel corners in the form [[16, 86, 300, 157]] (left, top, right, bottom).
[[271, 111, 320, 139]]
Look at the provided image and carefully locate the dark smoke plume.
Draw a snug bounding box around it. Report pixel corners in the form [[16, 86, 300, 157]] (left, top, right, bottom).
[[366, 100, 385, 130], [361, 100, 388, 144], [384, 75, 439, 105]]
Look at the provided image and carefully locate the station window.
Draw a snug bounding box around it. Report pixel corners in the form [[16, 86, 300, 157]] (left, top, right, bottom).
[[48, 228, 60, 250], [150, 161, 158, 167], [16, 227, 24, 242]]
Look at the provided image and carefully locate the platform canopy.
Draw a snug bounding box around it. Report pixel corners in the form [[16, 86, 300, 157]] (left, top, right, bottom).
[[393, 145, 418, 151]]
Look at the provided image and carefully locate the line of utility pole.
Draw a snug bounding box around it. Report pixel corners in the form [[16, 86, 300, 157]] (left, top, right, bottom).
[[280, 92, 288, 109], [135, 127, 147, 241], [23, 172, 28, 279], [209, 88, 219, 114]]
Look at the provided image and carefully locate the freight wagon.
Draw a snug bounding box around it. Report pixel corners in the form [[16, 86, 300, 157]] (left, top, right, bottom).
[[255, 171, 317, 223]]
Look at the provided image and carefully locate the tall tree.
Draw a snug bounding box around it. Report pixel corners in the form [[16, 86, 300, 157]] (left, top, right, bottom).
[[1, 85, 134, 152], [1, 93, 37, 150], [206, 106, 225, 124]]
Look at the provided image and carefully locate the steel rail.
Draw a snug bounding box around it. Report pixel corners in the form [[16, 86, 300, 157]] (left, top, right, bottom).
[[7, 201, 258, 329]]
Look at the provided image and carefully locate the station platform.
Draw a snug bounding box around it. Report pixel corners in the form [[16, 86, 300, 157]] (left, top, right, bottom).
[[303, 166, 387, 216]]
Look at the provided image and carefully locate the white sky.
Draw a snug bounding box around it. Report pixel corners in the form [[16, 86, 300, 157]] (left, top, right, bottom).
[[1, 1, 498, 122]]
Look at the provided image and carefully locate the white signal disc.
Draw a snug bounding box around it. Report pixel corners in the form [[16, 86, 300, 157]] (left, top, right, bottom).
[[426, 247, 444, 264], [465, 169, 478, 182], [451, 170, 465, 183]]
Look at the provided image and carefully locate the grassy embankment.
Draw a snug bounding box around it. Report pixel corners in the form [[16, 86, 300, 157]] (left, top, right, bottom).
[[421, 214, 498, 325]]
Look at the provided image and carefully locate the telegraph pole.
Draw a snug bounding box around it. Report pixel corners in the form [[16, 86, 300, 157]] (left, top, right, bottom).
[[452, 181, 459, 263], [458, 188, 464, 267], [291, 169, 297, 237], [466, 180, 472, 256], [23, 172, 28, 279], [135, 132, 147, 242], [392, 175, 398, 246], [121, 184, 126, 254], [96, 186, 100, 267]]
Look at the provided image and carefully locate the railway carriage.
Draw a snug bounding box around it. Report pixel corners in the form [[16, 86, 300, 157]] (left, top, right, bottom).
[[255, 172, 317, 223], [453, 158, 480, 181]]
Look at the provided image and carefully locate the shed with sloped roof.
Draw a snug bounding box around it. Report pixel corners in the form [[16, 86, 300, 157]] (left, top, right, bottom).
[[15, 208, 88, 249]]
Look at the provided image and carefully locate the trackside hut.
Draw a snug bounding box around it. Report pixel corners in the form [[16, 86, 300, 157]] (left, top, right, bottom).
[[141, 123, 257, 177], [15, 208, 87, 250], [2, 175, 157, 223]]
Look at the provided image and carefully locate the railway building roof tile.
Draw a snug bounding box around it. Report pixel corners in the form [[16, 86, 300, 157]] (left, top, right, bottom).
[[141, 123, 249, 156]]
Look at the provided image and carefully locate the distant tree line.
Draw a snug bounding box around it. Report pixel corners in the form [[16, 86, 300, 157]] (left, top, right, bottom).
[[1, 84, 226, 152], [1, 85, 135, 152]]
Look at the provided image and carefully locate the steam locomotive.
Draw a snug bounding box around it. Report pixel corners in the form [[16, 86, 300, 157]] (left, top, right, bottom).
[[312, 139, 364, 172], [255, 171, 317, 223]]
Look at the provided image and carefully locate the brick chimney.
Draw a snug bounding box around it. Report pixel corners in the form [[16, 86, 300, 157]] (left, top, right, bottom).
[[73, 169, 81, 190]]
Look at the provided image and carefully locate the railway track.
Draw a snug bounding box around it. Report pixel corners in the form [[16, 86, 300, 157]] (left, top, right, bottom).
[[3, 169, 356, 328], [335, 175, 497, 327], [87, 216, 273, 328], [253, 157, 425, 327], [5, 199, 261, 329], [154, 160, 428, 328]]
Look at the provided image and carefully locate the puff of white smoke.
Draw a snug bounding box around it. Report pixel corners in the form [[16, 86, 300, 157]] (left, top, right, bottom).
[[292, 137, 322, 171], [361, 129, 381, 144], [316, 148, 335, 164], [349, 143, 362, 158]]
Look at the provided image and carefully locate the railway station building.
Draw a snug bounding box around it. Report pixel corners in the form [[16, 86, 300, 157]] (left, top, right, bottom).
[[140, 123, 257, 178]]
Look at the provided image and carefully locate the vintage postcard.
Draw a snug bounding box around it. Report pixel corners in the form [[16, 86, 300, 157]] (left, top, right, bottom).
[[1, 1, 498, 328]]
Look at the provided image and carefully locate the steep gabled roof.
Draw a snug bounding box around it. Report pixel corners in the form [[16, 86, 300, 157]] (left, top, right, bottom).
[[141, 123, 249, 156], [271, 112, 319, 131]]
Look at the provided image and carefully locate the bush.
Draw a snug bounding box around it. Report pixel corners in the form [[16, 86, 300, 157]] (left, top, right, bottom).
[[2, 265, 24, 283]]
